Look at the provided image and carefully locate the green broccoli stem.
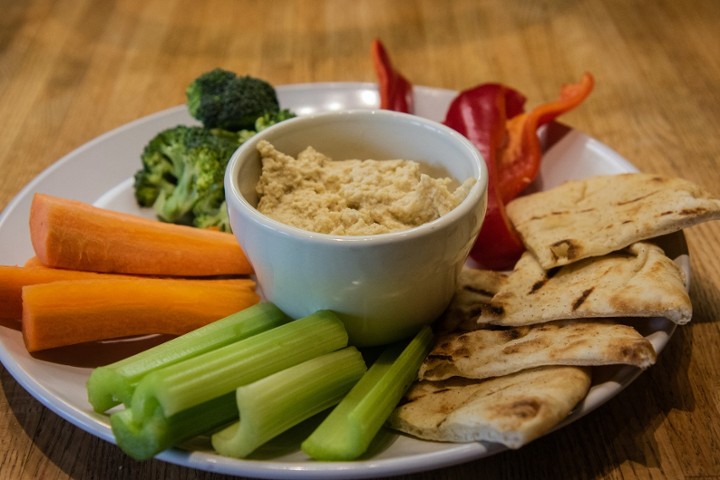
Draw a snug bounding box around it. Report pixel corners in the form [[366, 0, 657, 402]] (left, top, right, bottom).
[[87, 302, 290, 413], [211, 347, 367, 458], [301, 326, 434, 461]]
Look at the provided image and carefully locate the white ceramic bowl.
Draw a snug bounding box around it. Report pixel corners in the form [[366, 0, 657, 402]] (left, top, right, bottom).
[[225, 109, 488, 346]]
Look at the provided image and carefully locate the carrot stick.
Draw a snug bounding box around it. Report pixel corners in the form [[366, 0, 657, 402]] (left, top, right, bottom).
[[0, 265, 248, 322], [0, 265, 133, 321], [29, 193, 252, 276], [21, 277, 259, 352]]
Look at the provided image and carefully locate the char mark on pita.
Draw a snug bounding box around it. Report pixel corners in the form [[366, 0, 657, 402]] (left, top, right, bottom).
[[434, 268, 507, 333], [572, 287, 594, 310]]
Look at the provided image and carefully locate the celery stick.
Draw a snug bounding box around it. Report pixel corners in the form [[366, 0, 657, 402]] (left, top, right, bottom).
[[88, 302, 290, 413], [110, 391, 238, 461], [110, 310, 348, 460], [301, 326, 434, 461], [211, 347, 367, 458], [129, 310, 348, 420]]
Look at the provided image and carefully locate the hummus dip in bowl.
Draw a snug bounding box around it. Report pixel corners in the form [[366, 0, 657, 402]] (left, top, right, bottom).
[[225, 109, 487, 346]]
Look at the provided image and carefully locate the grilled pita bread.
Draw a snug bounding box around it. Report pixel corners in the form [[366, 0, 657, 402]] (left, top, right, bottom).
[[488, 242, 691, 326], [434, 268, 507, 333], [390, 173, 704, 450], [389, 366, 591, 449], [419, 320, 656, 381], [506, 173, 720, 269]]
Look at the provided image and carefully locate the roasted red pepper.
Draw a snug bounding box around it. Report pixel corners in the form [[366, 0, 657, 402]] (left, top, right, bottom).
[[443, 85, 527, 270], [371, 39, 414, 113], [497, 73, 595, 203]]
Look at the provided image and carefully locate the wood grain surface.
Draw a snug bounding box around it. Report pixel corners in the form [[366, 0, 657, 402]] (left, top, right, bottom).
[[1, 1, 719, 479]]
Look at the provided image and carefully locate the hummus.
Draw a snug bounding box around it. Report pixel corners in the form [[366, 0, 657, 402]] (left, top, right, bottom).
[[255, 140, 475, 235]]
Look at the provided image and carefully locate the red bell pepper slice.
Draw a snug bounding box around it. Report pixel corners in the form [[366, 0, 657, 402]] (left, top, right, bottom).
[[497, 73, 595, 203], [443, 84, 527, 270], [371, 39, 414, 113]]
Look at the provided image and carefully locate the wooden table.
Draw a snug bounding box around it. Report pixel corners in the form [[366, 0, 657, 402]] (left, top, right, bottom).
[[2, 1, 719, 478]]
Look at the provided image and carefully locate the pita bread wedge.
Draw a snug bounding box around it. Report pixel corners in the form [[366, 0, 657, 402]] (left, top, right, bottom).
[[389, 366, 591, 449], [488, 242, 691, 326], [435, 268, 507, 333], [420, 320, 656, 381], [506, 173, 720, 269]]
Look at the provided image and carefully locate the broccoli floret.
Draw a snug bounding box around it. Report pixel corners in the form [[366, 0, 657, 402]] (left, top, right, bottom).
[[186, 68, 280, 131], [133, 126, 192, 208], [192, 198, 231, 232], [237, 109, 297, 142], [133, 156, 174, 208], [134, 102, 296, 231], [133, 125, 240, 226], [153, 145, 226, 225], [256, 108, 296, 129], [187, 171, 229, 231]]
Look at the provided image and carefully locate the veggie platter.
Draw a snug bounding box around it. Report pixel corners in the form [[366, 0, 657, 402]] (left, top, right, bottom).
[[0, 80, 688, 478]]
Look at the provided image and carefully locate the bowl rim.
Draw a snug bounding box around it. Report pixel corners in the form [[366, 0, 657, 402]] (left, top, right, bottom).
[[224, 109, 488, 246]]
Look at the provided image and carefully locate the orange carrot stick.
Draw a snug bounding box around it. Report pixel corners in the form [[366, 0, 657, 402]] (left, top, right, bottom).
[[0, 265, 133, 321], [1, 265, 248, 322], [29, 193, 252, 276], [21, 277, 259, 352]]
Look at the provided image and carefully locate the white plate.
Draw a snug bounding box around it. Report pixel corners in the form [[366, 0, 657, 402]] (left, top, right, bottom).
[[0, 83, 688, 479]]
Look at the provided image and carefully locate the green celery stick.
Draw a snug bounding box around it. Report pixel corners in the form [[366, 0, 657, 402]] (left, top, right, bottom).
[[301, 325, 434, 461], [110, 391, 238, 461], [88, 302, 290, 413], [211, 347, 367, 458], [127, 309, 348, 420], [110, 310, 348, 460]]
